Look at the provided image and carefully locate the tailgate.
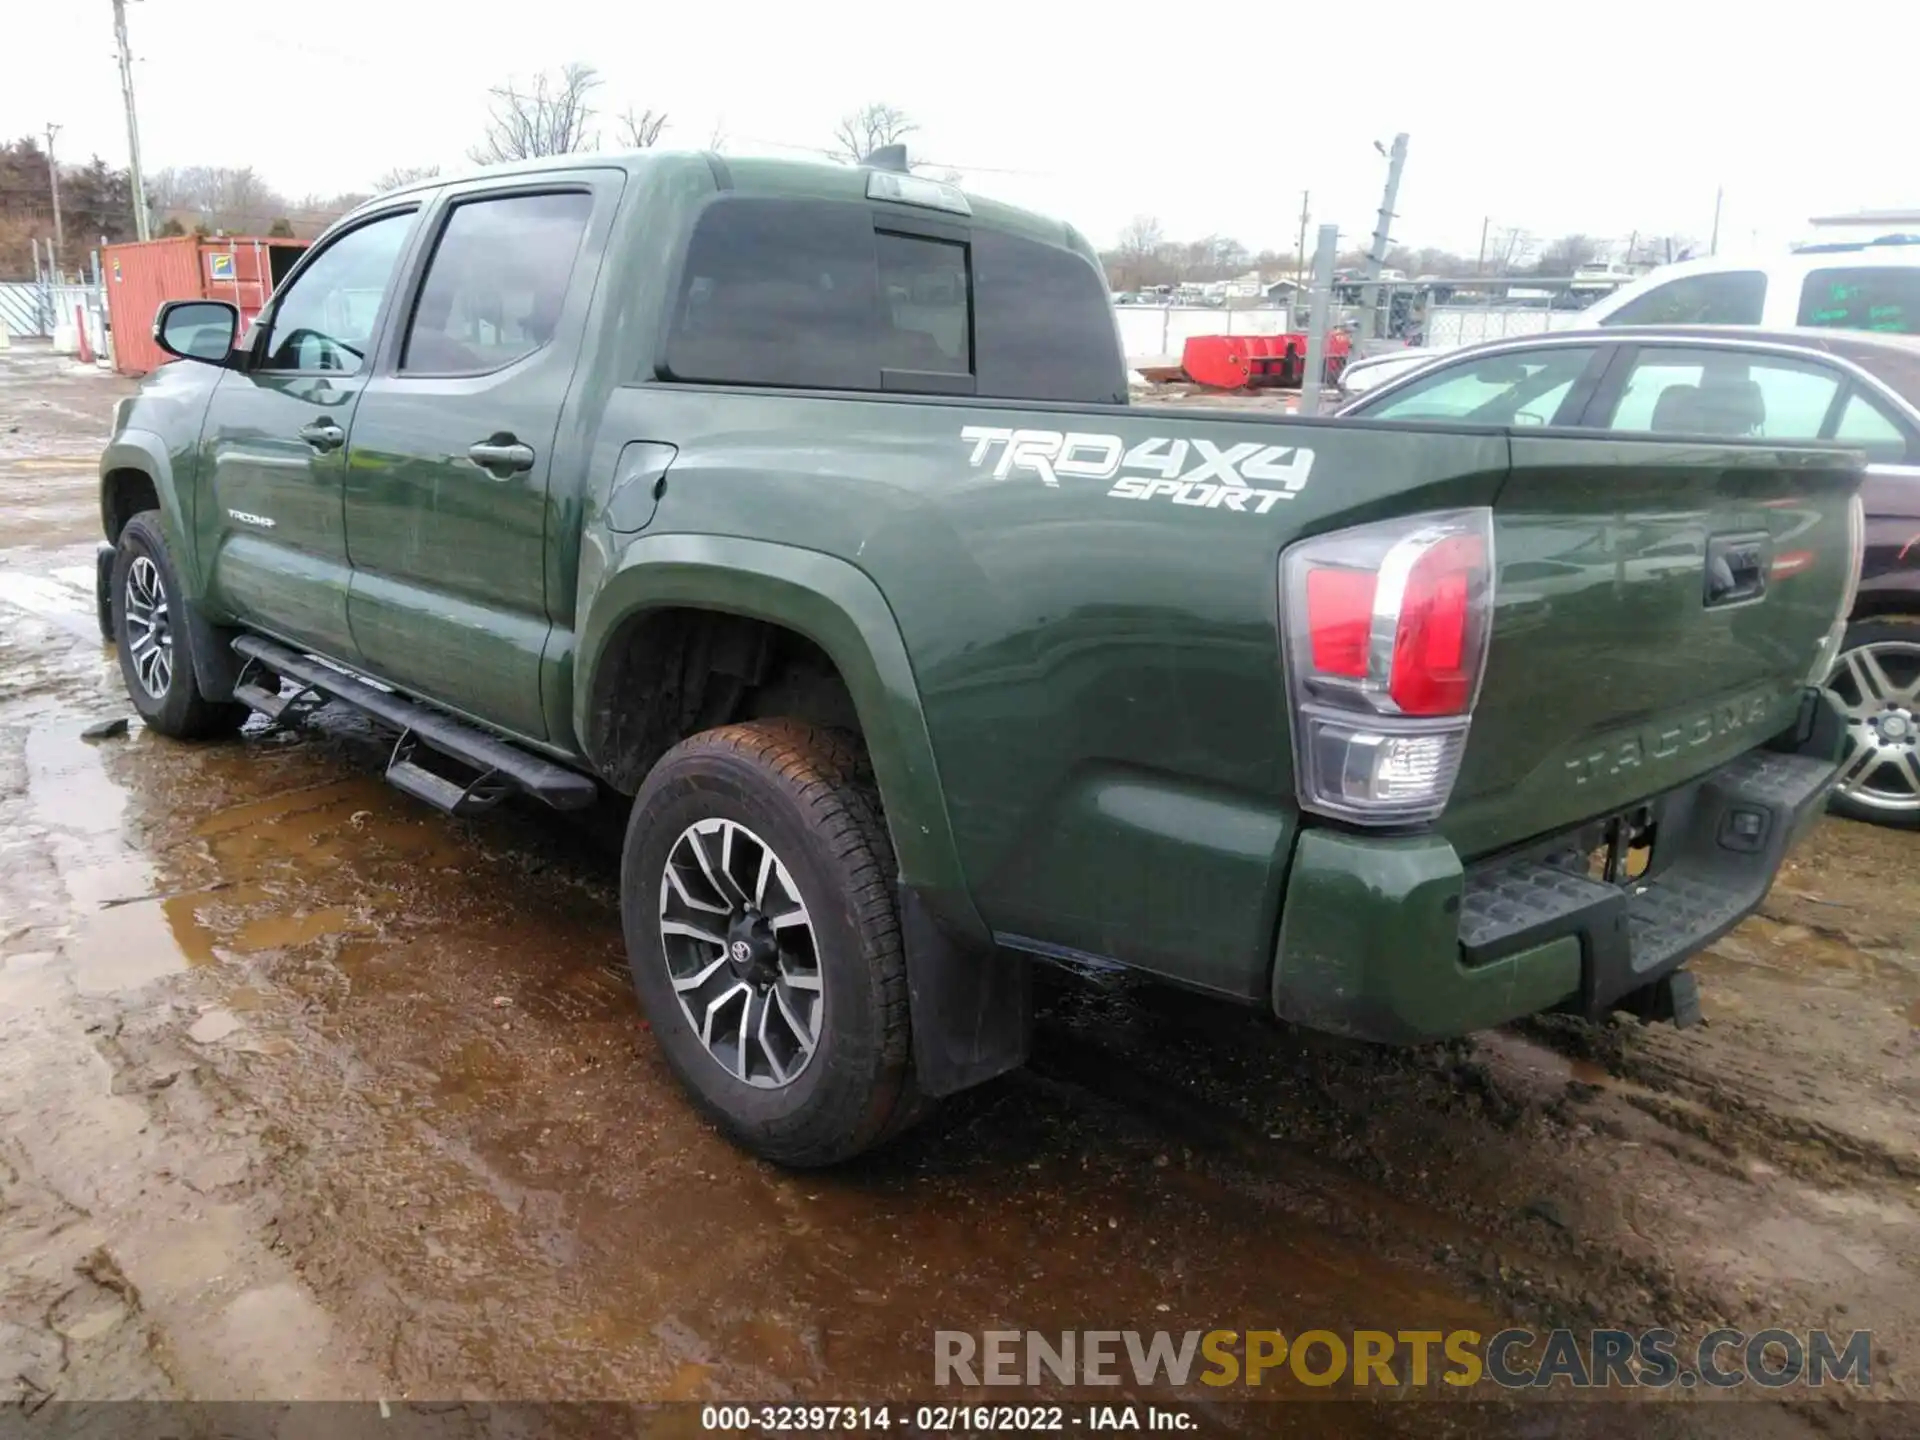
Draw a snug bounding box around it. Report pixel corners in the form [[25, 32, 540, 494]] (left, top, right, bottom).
[[1440, 435, 1862, 860]]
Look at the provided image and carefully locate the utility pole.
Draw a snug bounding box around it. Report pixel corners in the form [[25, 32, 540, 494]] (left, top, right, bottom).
[[45, 123, 65, 273], [1709, 185, 1723, 257], [1295, 190, 1310, 287], [1476, 215, 1490, 274], [1299, 224, 1339, 417], [111, 0, 152, 241], [1359, 133, 1409, 339]]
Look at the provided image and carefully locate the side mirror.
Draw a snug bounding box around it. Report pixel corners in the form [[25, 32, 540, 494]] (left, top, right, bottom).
[[154, 299, 240, 366]]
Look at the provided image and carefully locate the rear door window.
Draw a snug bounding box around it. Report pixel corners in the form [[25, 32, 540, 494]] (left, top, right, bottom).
[[1600, 347, 1843, 438], [401, 191, 593, 375], [1598, 270, 1766, 327], [1798, 268, 1920, 334], [661, 197, 1123, 402]]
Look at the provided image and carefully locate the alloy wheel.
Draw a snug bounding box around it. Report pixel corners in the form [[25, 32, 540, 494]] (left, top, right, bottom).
[[657, 817, 824, 1088], [123, 555, 174, 700], [1825, 639, 1920, 816]]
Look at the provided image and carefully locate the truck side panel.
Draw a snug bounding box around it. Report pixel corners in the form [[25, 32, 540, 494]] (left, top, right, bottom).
[[581, 386, 1510, 998]]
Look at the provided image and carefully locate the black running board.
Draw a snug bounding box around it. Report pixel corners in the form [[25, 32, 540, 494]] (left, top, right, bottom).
[[229, 635, 597, 814]]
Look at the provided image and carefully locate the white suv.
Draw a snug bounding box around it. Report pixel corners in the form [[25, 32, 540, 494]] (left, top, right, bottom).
[[1339, 237, 1920, 396], [1581, 241, 1920, 329]]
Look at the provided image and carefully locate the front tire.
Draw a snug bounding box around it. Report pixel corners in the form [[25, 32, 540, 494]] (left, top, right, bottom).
[[620, 720, 922, 1165], [111, 512, 247, 740], [1825, 616, 1920, 829]]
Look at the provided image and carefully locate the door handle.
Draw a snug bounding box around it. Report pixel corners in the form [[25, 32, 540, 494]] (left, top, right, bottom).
[[468, 437, 536, 475], [298, 419, 345, 452]]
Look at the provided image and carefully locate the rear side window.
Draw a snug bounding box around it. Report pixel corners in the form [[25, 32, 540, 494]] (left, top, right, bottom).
[[1601, 347, 1842, 438], [1599, 270, 1766, 327], [1798, 268, 1920, 334], [973, 229, 1127, 403], [1833, 393, 1911, 462], [661, 197, 1123, 402]]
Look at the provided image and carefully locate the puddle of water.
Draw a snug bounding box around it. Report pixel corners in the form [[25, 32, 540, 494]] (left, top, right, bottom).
[[25, 722, 218, 993], [192, 777, 467, 875], [233, 906, 362, 953]]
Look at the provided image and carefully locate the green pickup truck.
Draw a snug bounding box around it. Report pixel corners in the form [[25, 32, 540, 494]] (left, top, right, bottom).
[[98, 149, 1864, 1164]]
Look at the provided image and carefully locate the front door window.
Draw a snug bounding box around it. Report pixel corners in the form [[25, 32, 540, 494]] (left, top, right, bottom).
[[258, 212, 414, 374]]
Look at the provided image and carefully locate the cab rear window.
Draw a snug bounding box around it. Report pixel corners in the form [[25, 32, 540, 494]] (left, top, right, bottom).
[[1798, 267, 1920, 334], [660, 196, 1124, 403]]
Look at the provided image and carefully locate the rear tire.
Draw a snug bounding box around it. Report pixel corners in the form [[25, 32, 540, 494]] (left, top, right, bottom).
[[1824, 616, 1920, 829], [620, 720, 925, 1165], [111, 512, 248, 740]]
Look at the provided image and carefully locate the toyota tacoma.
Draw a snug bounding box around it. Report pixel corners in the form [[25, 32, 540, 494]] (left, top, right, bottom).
[[97, 149, 1864, 1164]]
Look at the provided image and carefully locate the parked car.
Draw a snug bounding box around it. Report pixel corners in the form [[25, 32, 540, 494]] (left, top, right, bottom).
[[98, 152, 1863, 1165], [1337, 237, 1920, 399], [1342, 323, 1920, 826]]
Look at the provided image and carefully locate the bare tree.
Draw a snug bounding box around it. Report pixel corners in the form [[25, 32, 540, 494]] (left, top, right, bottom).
[[831, 102, 916, 164], [1116, 215, 1166, 260], [470, 63, 602, 164], [146, 164, 285, 234], [1108, 215, 1173, 290], [1535, 233, 1600, 276], [616, 107, 669, 149], [1631, 232, 1698, 267], [374, 164, 440, 192], [1484, 225, 1535, 274], [708, 118, 729, 153]]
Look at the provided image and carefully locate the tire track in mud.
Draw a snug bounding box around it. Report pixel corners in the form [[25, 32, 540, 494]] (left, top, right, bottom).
[[1017, 1000, 1730, 1342], [1518, 1014, 1920, 1190], [1014, 1001, 1916, 1434]]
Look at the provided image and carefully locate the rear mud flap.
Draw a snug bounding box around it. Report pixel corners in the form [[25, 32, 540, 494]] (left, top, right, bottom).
[[899, 887, 1031, 1097]]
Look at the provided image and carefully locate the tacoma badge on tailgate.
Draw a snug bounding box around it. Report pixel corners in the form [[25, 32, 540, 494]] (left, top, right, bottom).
[[1564, 691, 1777, 787]]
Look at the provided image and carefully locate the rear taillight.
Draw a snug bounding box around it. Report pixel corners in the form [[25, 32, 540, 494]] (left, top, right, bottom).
[[1282, 509, 1495, 824]]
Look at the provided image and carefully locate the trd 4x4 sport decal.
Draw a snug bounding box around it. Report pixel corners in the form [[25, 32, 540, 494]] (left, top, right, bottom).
[[959, 426, 1314, 515]]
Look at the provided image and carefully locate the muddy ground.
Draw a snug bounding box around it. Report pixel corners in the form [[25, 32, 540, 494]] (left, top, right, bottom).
[[2, 343, 1917, 1437]]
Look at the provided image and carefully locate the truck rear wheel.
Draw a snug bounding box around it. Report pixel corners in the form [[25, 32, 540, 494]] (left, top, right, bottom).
[[111, 512, 248, 740], [619, 720, 922, 1165]]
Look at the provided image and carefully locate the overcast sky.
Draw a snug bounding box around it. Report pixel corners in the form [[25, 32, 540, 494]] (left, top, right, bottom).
[[9, 0, 1916, 262]]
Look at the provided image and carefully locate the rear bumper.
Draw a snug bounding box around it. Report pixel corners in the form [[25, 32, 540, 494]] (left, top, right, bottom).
[[1270, 688, 1842, 1044]]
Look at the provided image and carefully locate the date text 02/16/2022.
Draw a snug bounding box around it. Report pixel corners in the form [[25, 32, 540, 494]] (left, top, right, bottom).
[[699, 1404, 1195, 1431]]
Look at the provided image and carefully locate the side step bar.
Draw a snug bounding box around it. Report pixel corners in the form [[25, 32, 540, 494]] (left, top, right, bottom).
[[230, 635, 597, 815]]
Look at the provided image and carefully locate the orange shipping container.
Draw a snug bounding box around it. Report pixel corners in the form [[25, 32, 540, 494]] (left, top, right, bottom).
[[102, 235, 310, 376]]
